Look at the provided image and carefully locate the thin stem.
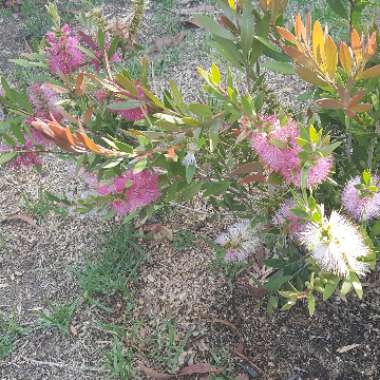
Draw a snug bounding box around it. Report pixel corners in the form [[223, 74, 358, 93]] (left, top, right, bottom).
[[344, 115, 353, 162], [367, 122, 380, 169], [0, 149, 75, 156]]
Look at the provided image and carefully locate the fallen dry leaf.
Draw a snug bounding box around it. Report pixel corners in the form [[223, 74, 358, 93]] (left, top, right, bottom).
[[1, 213, 37, 227], [138, 362, 221, 379], [177, 363, 222, 376], [69, 324, 78, 337], [138, 365, 174, 380], [150, 32, 186, 53]]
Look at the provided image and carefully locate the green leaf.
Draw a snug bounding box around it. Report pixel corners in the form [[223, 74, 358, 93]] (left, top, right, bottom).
[[240, 3, 255, 59], [8, 59, 47, 69], [101, 157, 124, 169], [327, 0, 349, 18], [262, 60, 295, 75], [203, 181, 231, 196], [185, 165, 196, 184], [319, 141, 341, 156], [309, 125, 319, 144], [0, 152, 16, 166], [78, 45, 98, 60], [254, 36, 290, 62], [180, 181, 204, 202], [350, 272, 363, 299], [370, 220, 380, 236], [362, 169, 371, 186], [108, 100, 142, 111], [307, 293, 316, 316], [266, 295, 278, 315], [97, 28, 105, 50], [264, 274, 292, 291], [340, 279, 352, 297], [210, 38, 244, 68], [188, 103, 212, 118], [194, 15, 234, 40], [133, 157, 148, 173], [211, 63, 221, 85], [323, 277, 339, 301], [281, 300, 296, 311]]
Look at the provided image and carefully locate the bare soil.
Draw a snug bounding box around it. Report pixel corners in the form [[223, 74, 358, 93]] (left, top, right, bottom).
[[0, 1, 380, 380]]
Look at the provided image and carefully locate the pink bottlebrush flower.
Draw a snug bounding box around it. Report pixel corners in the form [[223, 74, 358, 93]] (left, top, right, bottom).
[[282, 156, 334, 188], [46, 24, 85, 75], [30, 128, 51, 147], [122, 170, 161, 213], [251, 116, 333, 187], [1, 134, 43, 169], [273, 199, 305, 240], [342, 176, 380, 221], [117, 107, 146, 122], [27, 83, 63, 121], [94, 89, 109, 103], [111, 199, 130, 216], [95, 170, 160, 216], [97, 184, 113, 196], [110, 84, 148, 122]]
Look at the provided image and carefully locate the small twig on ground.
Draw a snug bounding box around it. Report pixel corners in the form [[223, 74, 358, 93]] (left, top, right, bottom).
[[20, 357, 106, 374], [233, 350, 266, 379]]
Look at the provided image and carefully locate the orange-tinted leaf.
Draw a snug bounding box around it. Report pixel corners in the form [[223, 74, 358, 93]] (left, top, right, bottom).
[[316, 98, 343, 110], [351, 29, 363, 65], [349, 103, 372, 114], [82, 107, 94, 126], [276, 27, 297, 44], [348, 90, 365, 107], [282, 46, 312, 68], [367, 31, 377, 58], [76, 131, 103, 154], [325, 35, 338, 78], [339, 43, 352, 75], [74, 72, 86, 96], [305, 13, 312, 42], [295, 14, 305, 41], [312, 20, 325, 67], [231, 161, 263, 176], [357, 64, 380, 80], [239, 173, 266, 184]]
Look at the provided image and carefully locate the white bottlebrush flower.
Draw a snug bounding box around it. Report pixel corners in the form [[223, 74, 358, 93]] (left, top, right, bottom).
[[301, 210, 370, 278], [215, 219, 260, 262]]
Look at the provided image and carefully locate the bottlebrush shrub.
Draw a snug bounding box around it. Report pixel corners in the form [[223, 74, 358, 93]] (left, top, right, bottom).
[[1, 0, 380, 315]]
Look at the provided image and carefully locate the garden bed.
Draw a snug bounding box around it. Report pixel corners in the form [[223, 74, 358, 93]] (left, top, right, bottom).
[[1, 1, 380, 380]]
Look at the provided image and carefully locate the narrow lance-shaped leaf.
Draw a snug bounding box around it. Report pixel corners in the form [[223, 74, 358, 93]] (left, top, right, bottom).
[[325, 35, 338, 79], [312, 20, 325, 68], [351, 29, 363, 65], [339, 43, 353, 75], [356, 64, 380, 80]]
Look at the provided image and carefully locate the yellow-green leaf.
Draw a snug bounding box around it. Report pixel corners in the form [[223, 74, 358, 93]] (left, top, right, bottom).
[[357, 64, 380, 80], [339, 42, 352, 75], [312, 20, 325, 67], [228, 0, 236, 11], [210, 63, 221, 85], [325, 35, 338, 78]]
